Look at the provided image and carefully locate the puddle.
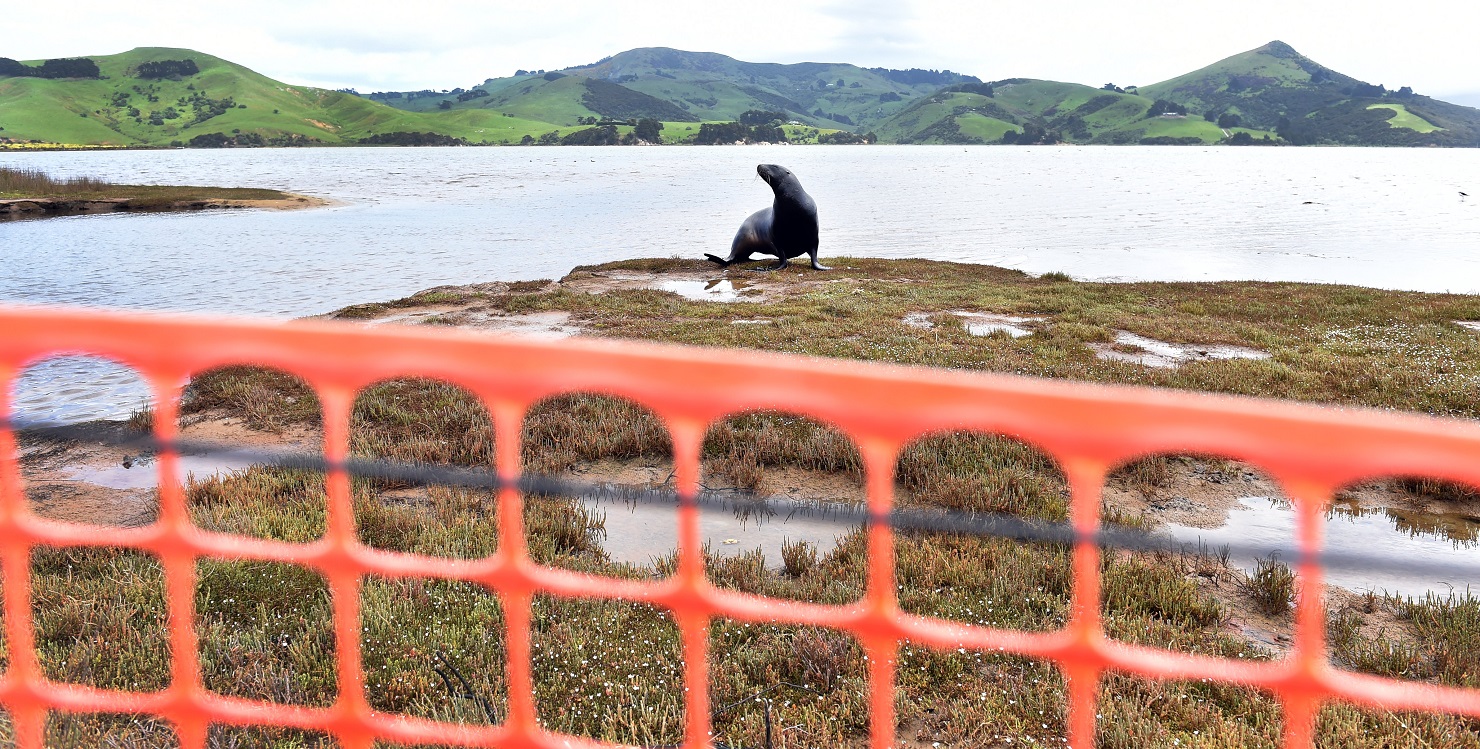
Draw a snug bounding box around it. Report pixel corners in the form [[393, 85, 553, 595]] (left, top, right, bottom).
[[1092, 331, 1270, 369], [1162, 496, 1480, 597], [659, 278, 752, 302], [902, 312, 934, 329], [731, 319, 773, 325], [902, 311, 1042, 337], [63, 445, 316, 490], [1455, 321, 1480, 332], [577, 491, 854, 568], [953, 312, 1040, 338]]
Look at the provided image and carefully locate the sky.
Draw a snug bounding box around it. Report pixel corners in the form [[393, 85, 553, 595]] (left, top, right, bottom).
[[5, 1, 1478, 104]]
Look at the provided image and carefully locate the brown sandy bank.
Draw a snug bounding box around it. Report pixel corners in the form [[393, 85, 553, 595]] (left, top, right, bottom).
[[0, 191, 333, 219]]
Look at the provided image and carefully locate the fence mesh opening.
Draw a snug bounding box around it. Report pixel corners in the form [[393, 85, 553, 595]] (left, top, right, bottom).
[[4, 306, 1480, 748]]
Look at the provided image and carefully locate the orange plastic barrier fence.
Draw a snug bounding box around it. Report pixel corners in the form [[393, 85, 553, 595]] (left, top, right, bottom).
[[3, 305, 1480, 748]]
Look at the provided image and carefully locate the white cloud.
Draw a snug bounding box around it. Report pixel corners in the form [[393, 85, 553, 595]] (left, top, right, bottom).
[[3, 0, 1475, 97]]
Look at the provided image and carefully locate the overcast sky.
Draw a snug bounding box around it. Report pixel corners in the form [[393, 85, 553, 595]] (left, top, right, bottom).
[[6, 1, 1477, 103]]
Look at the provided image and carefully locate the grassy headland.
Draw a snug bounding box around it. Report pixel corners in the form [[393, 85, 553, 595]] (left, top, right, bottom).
[[9, 258, 1480, 747], [0, 166, 322, 218]]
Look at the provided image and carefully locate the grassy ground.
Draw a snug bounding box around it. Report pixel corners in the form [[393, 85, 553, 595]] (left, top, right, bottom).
[[1367, 104, 1443, 133], [7, 258, 1480, 746], [0, 166, 293, 206]]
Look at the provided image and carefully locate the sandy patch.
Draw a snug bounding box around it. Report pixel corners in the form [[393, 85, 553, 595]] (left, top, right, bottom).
[[1104, 457, 1281, 528]]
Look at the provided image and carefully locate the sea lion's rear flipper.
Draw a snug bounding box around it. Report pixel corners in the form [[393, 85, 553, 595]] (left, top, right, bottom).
[[704, 253, 730, 267], [808, 249, 831, 271]]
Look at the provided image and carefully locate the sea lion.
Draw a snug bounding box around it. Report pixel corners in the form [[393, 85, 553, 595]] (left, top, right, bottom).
[[705, 164, 829, 271]]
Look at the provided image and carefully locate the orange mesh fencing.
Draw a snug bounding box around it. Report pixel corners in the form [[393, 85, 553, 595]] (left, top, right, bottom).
[[2, 305, 1480, 748]]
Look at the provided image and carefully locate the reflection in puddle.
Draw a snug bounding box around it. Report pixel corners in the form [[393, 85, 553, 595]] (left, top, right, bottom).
[[953, 312, 1039, 338], [63, 445, 315, 490], [1162, 496, 1480, 597], [578, 491, 852, 568], [1092, 331, 1271, 369], [901, 311, 1042, 337], [659, 278, 751, 302]]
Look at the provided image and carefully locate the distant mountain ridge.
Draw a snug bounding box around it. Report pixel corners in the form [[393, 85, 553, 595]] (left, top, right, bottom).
[[371, 47, 979, 131], [2, 42, 1477, 147], [869, 41, 1480, 147]]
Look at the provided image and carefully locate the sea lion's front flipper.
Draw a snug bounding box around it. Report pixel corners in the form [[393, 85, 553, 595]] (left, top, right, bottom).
[[704, 253, 730, 267]]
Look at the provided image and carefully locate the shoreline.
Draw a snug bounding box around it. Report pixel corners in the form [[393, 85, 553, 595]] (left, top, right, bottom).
[[0, 191, 334, 219]]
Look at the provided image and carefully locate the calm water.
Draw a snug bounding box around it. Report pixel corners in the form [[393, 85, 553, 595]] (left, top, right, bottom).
[[1164, 496, 1480, 598], [2, 145, 1478, 422]]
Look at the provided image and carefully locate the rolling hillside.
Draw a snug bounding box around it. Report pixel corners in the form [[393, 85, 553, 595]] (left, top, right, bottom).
[[0, 48, 563, 146], [372, 47, 979, 131], [871, 41, 1478, 146], [1139, 41, 1480, 146], [3, 42, 1477, 147], [870, 79, 1274, 145]]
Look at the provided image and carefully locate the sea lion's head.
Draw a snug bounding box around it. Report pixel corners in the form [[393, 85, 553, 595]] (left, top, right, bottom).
[[756, 163, 795, 189]]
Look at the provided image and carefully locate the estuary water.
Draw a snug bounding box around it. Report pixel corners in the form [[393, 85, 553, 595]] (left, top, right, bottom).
[[2, 144, 1479, 422]]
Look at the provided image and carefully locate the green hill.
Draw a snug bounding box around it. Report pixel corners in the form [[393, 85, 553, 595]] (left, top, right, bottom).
[[0, 47, 561, 146], [870, 80, 1265, 145], [371, 47, 979, 131], [872, 41, 1478, 146], [1139, 41, 1480, 147], [4, 43, 1477, 148]]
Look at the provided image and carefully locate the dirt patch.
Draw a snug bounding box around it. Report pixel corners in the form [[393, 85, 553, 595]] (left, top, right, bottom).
[[1104, 457, 1280, 528], [19, 416, 320, 527], [372, 308, 582, 338]]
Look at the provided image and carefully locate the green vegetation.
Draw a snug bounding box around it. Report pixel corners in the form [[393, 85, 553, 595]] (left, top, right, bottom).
[[1141, 41, 1477, 147], [0, 47, 564, 147], [10, 258, 1480, 745], [1368, 103, 1443, 133], [876, 42, 1479, 146], [3, 42, 1477, 147], [0, 166, 293, 208]]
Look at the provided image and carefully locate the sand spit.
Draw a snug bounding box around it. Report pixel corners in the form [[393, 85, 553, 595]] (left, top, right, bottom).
[[0, 192, 333, 220]]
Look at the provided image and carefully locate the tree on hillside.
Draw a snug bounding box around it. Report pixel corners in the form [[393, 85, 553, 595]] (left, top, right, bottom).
[[1276, 115, 1316, 145], [560, 125, 621, 145], [0, 57, 101, 79], [1002, 123, 1059, 145], [633, 118, 663, 142], [35, 58, 101, 79], [1217, 112, 1242, 128], [739, 110, 785, 126], [136, 60, 200, 80], [1146, 99, 1188, 117]]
